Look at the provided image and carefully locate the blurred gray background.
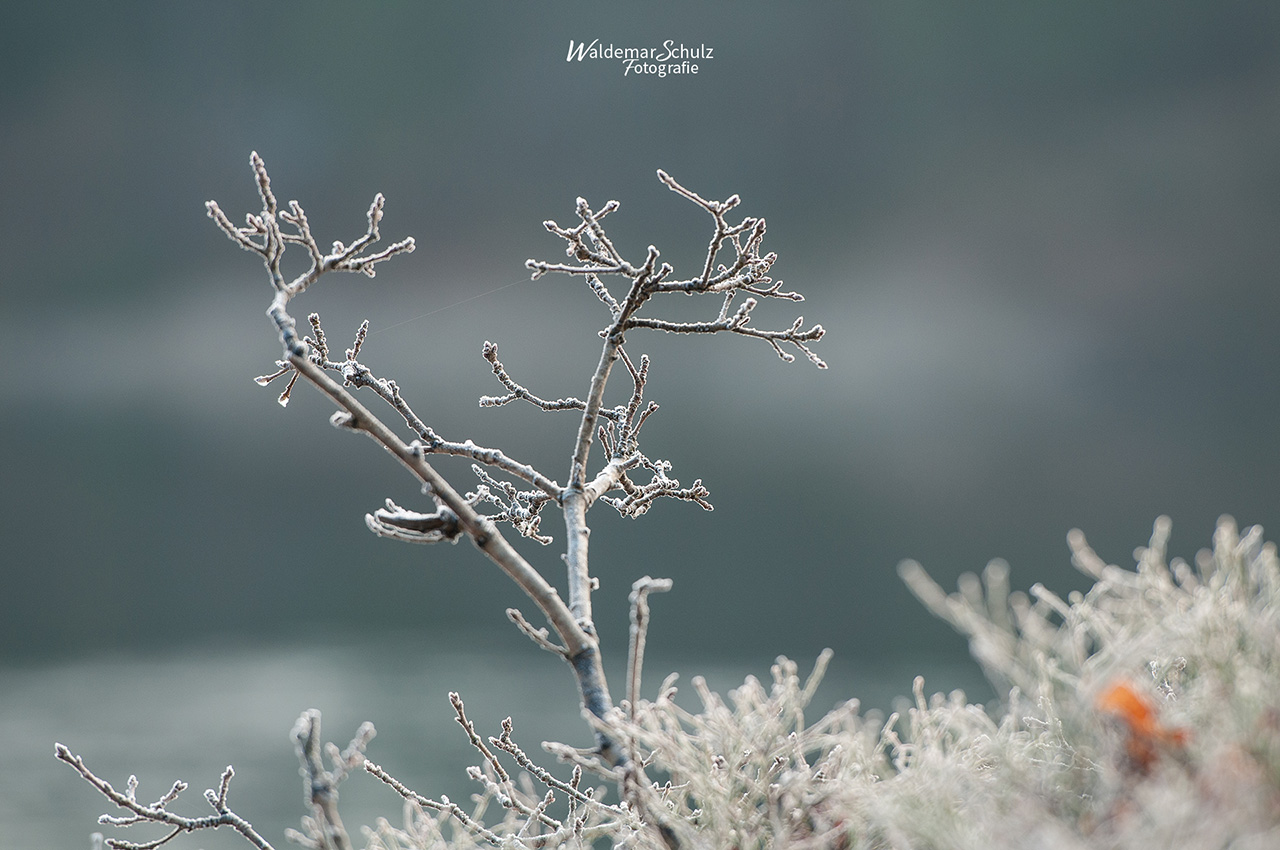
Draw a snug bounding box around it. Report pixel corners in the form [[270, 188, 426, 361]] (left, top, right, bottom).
[[3, 2, 1279, 845]]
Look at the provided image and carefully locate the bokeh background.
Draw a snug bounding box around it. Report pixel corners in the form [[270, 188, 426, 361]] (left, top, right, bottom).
[[4, 2, 1279, 846]]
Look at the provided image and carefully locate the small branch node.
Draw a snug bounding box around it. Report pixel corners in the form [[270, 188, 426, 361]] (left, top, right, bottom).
[[508, 607, 569, 656], [366, 498, 463, 544]]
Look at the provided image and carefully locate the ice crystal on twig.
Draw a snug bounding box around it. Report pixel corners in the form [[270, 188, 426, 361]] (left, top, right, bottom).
[[478, 341, 588, 414], [206, 152, 415, 298], [54, 745, 274, 849], [527, 170, 826, 368], [362, 695, 639, 850], [365, 498, 463, 545]]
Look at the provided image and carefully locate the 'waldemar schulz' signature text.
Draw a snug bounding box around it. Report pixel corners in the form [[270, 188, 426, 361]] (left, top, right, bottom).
[[566, 39, 713, 77]]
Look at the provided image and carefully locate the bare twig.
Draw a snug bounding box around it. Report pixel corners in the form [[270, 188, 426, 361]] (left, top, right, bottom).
[[450, 692, 511, 785], [491, 718, 624, 808], [55, 745, 273, 850], [507, 607, 569, 656], [289, 711, 375, 850], [620, 577, 683, 850], [450, 693, 570, 834], [258, 314, 566, 503], [364, 760, 508, 847], [626, 576, 674, 721], [479, 341, 590, 414]]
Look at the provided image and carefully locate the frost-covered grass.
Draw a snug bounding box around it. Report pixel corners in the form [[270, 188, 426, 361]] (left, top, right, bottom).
[[362, 516, 1280, 849]]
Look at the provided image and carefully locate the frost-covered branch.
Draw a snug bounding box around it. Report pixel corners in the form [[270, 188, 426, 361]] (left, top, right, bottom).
[[206, 152, 414, 296], [576, 349, 709, 518], [204, 156, 827, 800], [526, 169, 826, 368], [54, 745, 273, 850], [208, 152, 618, 762], [286, 711, 375, 850], [478, 341, 589, 415], [464, 465, 557, 545], [257, 315, 565, 505], [523, 172, 825, 665], [627, 309, 827, 367], [363, 695, 641, 849], [626, 576, 673, 720]]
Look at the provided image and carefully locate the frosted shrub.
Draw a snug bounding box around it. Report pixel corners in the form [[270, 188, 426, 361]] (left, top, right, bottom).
[[361, 516, 1280, 849], [586, 515, 1280, 850]]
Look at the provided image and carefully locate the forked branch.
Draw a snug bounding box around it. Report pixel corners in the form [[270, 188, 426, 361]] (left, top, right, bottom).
[[207, 152, 619, 761], [527, 169, 826, 368], [54, 745, 273, 850], [527, 171, 825, 653], [287, 711, 375, 850]]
